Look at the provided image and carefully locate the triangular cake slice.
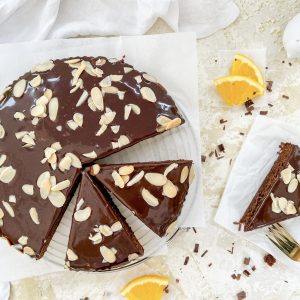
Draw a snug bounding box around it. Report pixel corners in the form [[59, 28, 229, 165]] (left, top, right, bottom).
[[89, 160, 195, 237], [66, 172, 144, 271], [240, 143, 300, 231]]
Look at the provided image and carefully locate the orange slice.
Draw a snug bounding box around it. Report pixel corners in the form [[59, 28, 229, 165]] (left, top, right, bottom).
[[214, 75, 264, 106], [230, 53, 265, 88], [120, 275, 169, 300]]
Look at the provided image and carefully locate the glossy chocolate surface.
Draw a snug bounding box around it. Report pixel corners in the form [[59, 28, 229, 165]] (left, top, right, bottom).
[[0, 56, 183, 258], [67, 173, 143, 271], [92, 160, 193, 237], [244, 144, 300, 230]]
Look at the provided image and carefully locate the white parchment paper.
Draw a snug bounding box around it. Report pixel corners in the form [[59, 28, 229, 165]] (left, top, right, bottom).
[[0, 33, 203, 281], [215, 115, 300, 270]]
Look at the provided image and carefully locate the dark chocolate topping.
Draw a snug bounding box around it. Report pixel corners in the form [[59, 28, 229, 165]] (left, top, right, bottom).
[[67, 173, 143, 271], [0, 56, 184, 258], [92, 160, 193, 237]]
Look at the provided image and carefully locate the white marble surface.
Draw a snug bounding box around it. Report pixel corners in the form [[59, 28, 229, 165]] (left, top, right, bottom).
[[9, 1, 300, 299]]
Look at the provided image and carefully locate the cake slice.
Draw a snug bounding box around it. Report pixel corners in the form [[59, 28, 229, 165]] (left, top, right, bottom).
[[240, 143, 300, 231], [66, 172, 144, 271], [89, 160, 195, 237]]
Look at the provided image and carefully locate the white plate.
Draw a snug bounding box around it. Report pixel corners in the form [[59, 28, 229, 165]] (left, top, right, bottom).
[[43, 101, 200, 271]]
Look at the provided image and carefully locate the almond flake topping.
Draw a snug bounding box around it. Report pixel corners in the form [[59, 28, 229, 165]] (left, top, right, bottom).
[[189, 165, 195, 184], [134, 75, 142, 84], [58, 155, 72, 172], [48, 191, 66, 208], [111, 221, 122, 232], [128, 253, 139, 262], [0, 124, 5, 139], [142, 73, 157, 83], [65, 58, 81, 64], [145, 173, 167, 187], [31, 60, 54, 73], [90, 164, 100, 176], [99, 76, 111, 88], [96, 124, 107, 136], [111, 125, 120, 134], [164, 163, 178, 177], [124, 67, 133, 73], [141, 188, 159, 207], [110, 75, 123, 82], [82, 151, 97, 159], [66, 153, 82, 168], [89, 231, 102, 245], [281, 167, 292, 184], [0, 154, 7, 167], [67, 248, 78, 261], [18, 236, 28, 246], [163, 180, 178, 198], [119, 165, 134, 176], [100, 246, 116, 263], [180, 166, 189, 183], [2, 201, 15, 217], [74, 206, 91, 222], [0, 208, 4, 219], [13, 79, 27, 98], [117, 91, 125, 100], [14, 112, 25, 121], [100, 108, 116, 126], [91, 87, 104, 111], [76, 90, 89, 107], [30, 75, 42, 87], [112, 171, 125, 188], [157, 117, 182, 132], [0, 166, 16, 184], [23, 246, 35, 256], [29, 207, 40, 225], [70, 78, 83, 93], [127, 170, 144, 187], [72, 60, 86, 86], [140, 87, 156, 102], [73, 113, 83, 127], [22, 184, 34, 195], [48, 97, 59, 121], [271, 193, 297, 215], [51, 180, 70, 192], [112, 135, 130, 149], [9, 195, 16, 203], [99, 225, 113, 237], [288, 178, 298, 193]]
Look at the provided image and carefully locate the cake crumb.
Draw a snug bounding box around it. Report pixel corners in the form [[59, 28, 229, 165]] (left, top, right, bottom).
[[264, 253, 276, 266], [243, 257, 250, 265], [237, 291, 246, 300]]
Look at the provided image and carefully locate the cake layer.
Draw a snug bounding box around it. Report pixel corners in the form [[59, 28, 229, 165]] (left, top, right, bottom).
[[90, 160, 195, 237], [66, 172, 144, 270]]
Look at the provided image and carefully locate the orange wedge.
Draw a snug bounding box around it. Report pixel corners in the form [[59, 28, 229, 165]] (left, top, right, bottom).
[[230, 53, 265, 88], [214, 75, 264, 106], [120, 275, 169, 300]]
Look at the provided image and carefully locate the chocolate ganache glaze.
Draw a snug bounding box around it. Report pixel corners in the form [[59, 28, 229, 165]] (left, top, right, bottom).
[[66, 172, 144, 271], [90, 160, 194, 237], [0, 56, 184, 259]]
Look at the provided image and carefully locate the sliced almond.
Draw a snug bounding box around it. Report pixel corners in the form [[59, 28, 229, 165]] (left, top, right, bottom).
[[99, 76, 111, 88], [102, 86, 118, 94], [51, 142, 62, 151], [141, 188, 159, 207], [89, 232, 102, 245], [48, 97, 58, 121], [0, 166, 16, 184], [111, 221, 122, 232], [90, 164, 100, 176], [13, 79, 27, 98], [2, 201, 14, 217], [164, 163, 178, 177], [0, 154, 7, 167], [66, 153, 82, 168], [23, 246, 35, 256], [140, 87, 156, 102], [88, 97, 97, 111], [288, 178, 298, 193], [18, 236, 28, 246], [44, 89, 53, 100], [59, 155, 72, 172], [163, 180, 178, 198], [110, 75, 123, 82], [128, 253, 139, 261], [74, 206, 91, 222], [15, 131, 27, 140], [96, 124, 107, 136], [14, 112, 25, 121], [100, 110, 116, 125], [100, 246, 116, 263], [51, 180, 70, 192], [111, 125, 120, 134], [67, 120, 78, 131], [76, 198, 84, 211], [99, 225, 113, 237], [30, 75, 42, 87], [82, 151, 97, 159], [166, 221, 177, 235], [127, 170, 144, 187], [129, 104, 141, 115], [142, 73, 157, 83], [91, 87, 104, 111], [124, 105, 132, 120], [145, 173, 167, 186], [278, 197, 288, 211], [124, 67, 133, 73], [22, 184, 34, 195], [31, 60, 54, 73], [73, 113, 83, 127], [281, 167, 292, 184], [32, 117, 39, 126], [31, 105, 45, 117], [118, 91, 125, 100], [0, 125, 5, 139], [180, 166, 189, 184], [285, 201, 297, 215], [118, 165, 134, 176], [48, 191, 66, 208], [72, 61, 86, 86], [29, 207, 40, 225], [56, 125, 62, 131], [65, 58, 81, 64], [118, 135, 130, 147], [67, 248, 78, 261], [21, 134, 35, 146], [189, 165, 195, 184], [96, 58, 106, 66], [40, 177, 51, 200], [112, 170, 125, 188], [0, 207, 4, 219], [121, 175, 130, 184], [37, 171, 50, 187], [135, 75, 142, 84], [9, 195, 16, 203], [76, 90, 89, 107]]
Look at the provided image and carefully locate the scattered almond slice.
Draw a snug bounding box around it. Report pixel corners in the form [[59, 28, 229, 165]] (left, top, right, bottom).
[[127, 171, 144, 187], [74, 206, 91, 222], [141, 188, 159, 207], [48, 97, 59, 121], [82, 151, 97, 159], [29, 207, 40, 225], [140, 87, 156, 102], [13, 79, 27, 98], [30, 75, 42, 88]]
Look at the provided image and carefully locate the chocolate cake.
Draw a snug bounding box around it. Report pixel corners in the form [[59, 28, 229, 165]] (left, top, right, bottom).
[[0, 56, 184, 259], [90, 160, 195, 237], [66, 173, 143, 270], [240, 143, 300, 231]]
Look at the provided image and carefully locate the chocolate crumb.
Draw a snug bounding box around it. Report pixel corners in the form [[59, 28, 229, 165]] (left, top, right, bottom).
[[237, 291, 246, 300], [227, 243, 235, 254], [209, 151, 214, 157], [80, 298, 89, 300], [192, 227, 197, 233], [220, 119, 228, 124], [264, 253, 276, 266], [243, 257, 250, 265], [214, 149, 218, 158], [260, 111, 268, 115], [251, 266, 256, 271], [236, 274, 241, 281], [240, 132, 245, 136], [201, 250, 208, 257], [244, 99, 254, 109], [284, 280, 288, 283], [268, 103, 273, 107], [229, 159, 232, 165], [184, 256, 189, 265], [282, 60, 285, 63], [208, 263, 212, 267], [265, 66, 269, 70], [289, 62, 292, 66], [231, 274, 236, 280], [243, 270, 250, 277], [218, 144, 225, 152], [215, 59, 218, 63], [266, 81, 273, 92], [223, 125, 226, 131], [245, 111, 252, 116], [282, 95, 289, 99], [201, 155, 206, 162], [217, 156, 224, 160], [194, 243, 199, 253], [164, 287, 169, 294]]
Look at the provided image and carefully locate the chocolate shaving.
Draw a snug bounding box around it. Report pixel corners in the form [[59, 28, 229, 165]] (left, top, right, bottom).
[[268, 103, 273, 107], [260, 111, 268, 115], [176, 278, 180, 283], [236, 274, 241, 281], [201, 155, 206, 162], [201, 250, 208, 257], [192, 227, 197, 233], [229, 159, 232, 165], [289, 62, 292, 66], [231, 274, 236, 280], [244, 99, 254, 109], [164, 287, 169, 294], [282, 95, 289, 99], [218, 144, 225, 152], [223, 125, 226, 131], [240, 132, 245, 136], [209, 151, 214, 157], [184, 256, 189, 265], [194, 243, 199, 253], [215, 150, 219, 158], [220, 119, 228, 124], [243, 257, 250, 265], [217, 156, 224, 160], [264, 253, 276, 266], [245, 111, 252, 116], [266, 81, 273, 92], [237, 291, 246, 300], [243, 270, 250, 277], [208, 263, 212, 267], [251, 266, 256, 271]]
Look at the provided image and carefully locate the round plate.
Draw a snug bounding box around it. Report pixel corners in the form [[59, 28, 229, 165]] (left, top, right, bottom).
[[43, 102, 200, 271]]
